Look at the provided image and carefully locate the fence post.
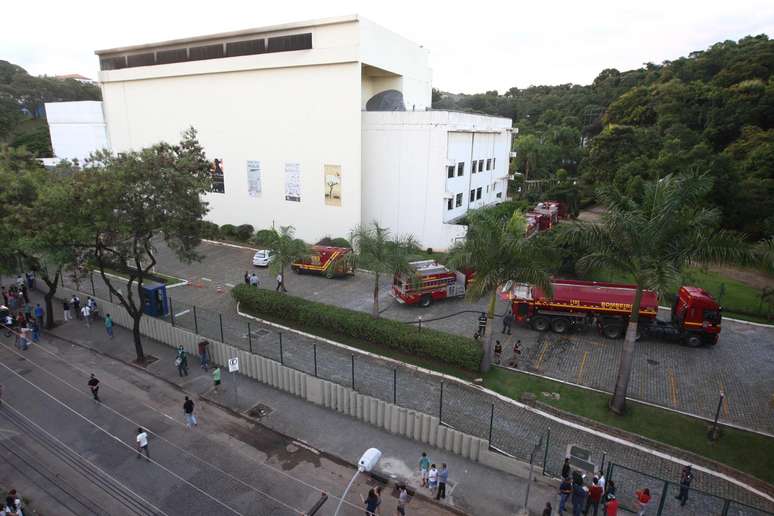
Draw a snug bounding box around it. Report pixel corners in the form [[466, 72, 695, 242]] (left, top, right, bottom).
[[169, 298, 175, 326], [542, 427, 551, 476], [90, 273, 95, 296], [193, 305, 199, 334], [488, 403, 494, 445], [656, 480, 669, 515], [218, 313, 224, 342], [313, 344, 318, 377], [351, 354, 355, 390], [279, 332, 284, 365], [439, 381, 444, 422], [247, 322, 253, 353], [721, 499, 731, 516], [393, 369, 397, 405]]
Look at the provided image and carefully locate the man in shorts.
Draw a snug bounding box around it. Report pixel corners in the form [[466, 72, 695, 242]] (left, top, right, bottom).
[[418, 452, 430, 487]]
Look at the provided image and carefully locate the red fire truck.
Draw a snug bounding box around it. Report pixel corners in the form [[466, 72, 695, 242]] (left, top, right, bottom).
[[291, 246, 355, 278], [502, 279, 722, 346], [392, 260, 474, 307]]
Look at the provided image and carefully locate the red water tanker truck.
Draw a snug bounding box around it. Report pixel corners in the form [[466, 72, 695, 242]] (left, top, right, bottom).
[[502, 279, 722, 347]]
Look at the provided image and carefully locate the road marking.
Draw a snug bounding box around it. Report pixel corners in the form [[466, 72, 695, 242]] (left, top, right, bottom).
[[175, 309, 191, 318], [668, 369, 679, 407], [576, 351, 588, 384], [201, 277, 212, 282], [534, 341, 550, 370], [225, 283, 235, 288]]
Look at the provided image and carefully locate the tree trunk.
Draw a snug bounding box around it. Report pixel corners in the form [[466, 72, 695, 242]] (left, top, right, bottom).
[[480, 291, 497, 373], [132, 313, 145, 363], [609, 285, 643, 414], [372, 272, 380, 319], [44, 288, 55, 329]]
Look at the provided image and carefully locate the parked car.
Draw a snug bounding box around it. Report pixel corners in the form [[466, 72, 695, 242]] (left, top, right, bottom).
[[252, 250, 273, 267]]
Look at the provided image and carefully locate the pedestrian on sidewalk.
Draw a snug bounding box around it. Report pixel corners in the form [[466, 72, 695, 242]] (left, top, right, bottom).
[[493, 340, 502, 365], [435, 463, 448, 500], [23, 303, 32, 321], [212, 367, 221, 391], [183, 396, 197, 428], [572, 478, 587, 516], [396, 485, 409, 516], [508, 339, 522, 368], [26, 271, 34, 289], [249, 272, 259, 287], [361, 488, 379, 515], [62, 298, 71, 321], [88, 374, 100, 401], [17, 327, 30, 351], [175, 345, 189, 377], [634, 488, 651, 516], [136, 427, 150, 460], [30, 319, 39, 343], [21, 284, 29, 303], [72, 295, 81, 319], [81, 304, 91, 327], [243, 271, 250, 285], [543, 502, 553, 516], [275, 272, 286, 292], [559, 476, 572, 514], [104, 314, 114, 338], [584, 477, 603, 515], [418, 452, 430, 487], [198, 340, 210, 371], [428, 463, 438, 494], [562, 458, 571, 479], [597, 470, 606, 493], [477, 312, 487, 336], [33, 303, 44, 325], [604, 495, 618, 516], [675, 465, 693, 506], [502, 310, 514, 334]]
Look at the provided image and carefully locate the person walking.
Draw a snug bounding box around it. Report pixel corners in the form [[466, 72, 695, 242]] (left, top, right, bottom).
[[212, 367, 221, 391], [572, 479, 587, 516], [243, 271, 250, 285], [584, 477, 603, 515], [675, 465, 693, 506], [604, 495, 618, 516], [559, 476, 572, 514], [23, 303, 32, 322], [136, 427, 150, 460], [33, 304, 44, 325], [477, 312, 487, 336], [396, 485, 409, 516], [597, 470, 606, 493], [81, 303, 91, 327], [418, 452, 430, 487], [183, 396, 197, 428], [249, 273, 259, 287], [29, 319, 39, 343], [435, 463, 448, 500], [62, 298, 71, 322], [428, 464, 438, 495], [275, 272, 286, 292], [502, 310, 514, 334], [88, 374, 100, 401], [634, 488, 651, 516], [175, 345, 189, 377], [72, 295, 81, 319], [362, 488, 379, 516], [198, 340, 210, 371], [493, 340, 503, 365], [561, 458, 571, 480], [104, 314, 114, 338]]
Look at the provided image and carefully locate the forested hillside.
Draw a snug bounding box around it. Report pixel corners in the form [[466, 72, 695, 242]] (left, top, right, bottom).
[[0, 60, 101, 156], [433, 35, 774, 238]]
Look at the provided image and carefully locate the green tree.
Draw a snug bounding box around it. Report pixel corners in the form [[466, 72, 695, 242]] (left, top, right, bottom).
[[561, 174, 749, 414], [350, 222, 418, 318], [265, 225, 308, 291], [74, 128, 211, 362], [448, 209, 553, 372]]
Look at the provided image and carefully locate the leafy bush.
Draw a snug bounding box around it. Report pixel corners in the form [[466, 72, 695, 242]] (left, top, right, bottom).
[[235, 224, 255, 242], [220, 224, 237, 238], [200, 221, 220, 239], [254, 229, 275, 246], [316, 236, 334, 246], [330, 237, 351, 248], [233, 285, 482, 371]]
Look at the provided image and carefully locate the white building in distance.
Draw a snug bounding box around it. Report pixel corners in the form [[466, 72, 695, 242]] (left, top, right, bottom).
[[49, 15, 513, 250]]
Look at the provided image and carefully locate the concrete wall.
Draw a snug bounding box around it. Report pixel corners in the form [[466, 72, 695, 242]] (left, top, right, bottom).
[[59, 286, 531, 474], [44, 101, 109, 162]]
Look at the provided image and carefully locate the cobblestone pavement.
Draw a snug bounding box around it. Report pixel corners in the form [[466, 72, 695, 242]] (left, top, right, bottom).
[[55, 242, 774, 513]]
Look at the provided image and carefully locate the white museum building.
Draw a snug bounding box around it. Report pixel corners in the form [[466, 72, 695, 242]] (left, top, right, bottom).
[[46, 15, 513, 250]]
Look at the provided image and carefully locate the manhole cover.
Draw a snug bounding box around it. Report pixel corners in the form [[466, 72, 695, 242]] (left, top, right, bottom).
[[646, 359, 659, 366], [245, 403, 273, 419]]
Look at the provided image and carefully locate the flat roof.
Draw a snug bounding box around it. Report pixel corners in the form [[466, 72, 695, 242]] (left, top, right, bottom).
[[95, 14, 358, 56]]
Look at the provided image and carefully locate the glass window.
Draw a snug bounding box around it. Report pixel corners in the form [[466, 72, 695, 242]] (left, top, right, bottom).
[[471, 161, 477, 174], [447, 165, 455, 178], [486, 159, 492, 170], [478, 159, 484, 171], [496, 192, 502, 198], [470, 189, 476, 202], [493, 157, 496, 169], [476, 187, 482, 200], [447, 198, 453, 210], [455, 193, 463, 207], [457, 162, 464, 176]]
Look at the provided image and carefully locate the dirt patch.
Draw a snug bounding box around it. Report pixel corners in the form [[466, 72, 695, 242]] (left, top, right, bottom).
[[577, 205, 605, 223], [705, 264, 774, 290]]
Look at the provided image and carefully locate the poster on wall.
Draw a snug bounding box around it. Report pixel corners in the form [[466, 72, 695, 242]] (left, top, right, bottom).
[[210, 158, 225, 194], [246, 160, 261, 196], [284, 162, 301, 202], [324, 164, 342, 206]]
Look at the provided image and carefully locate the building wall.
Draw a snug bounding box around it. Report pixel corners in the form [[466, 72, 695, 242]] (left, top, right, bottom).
[[44, 101, 108, 162]]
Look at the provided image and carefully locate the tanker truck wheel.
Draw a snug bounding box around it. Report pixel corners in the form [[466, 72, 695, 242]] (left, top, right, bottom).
[[531, 316, 550, 332], [602, 323, 624, 339], [551, 318, 570, 334]]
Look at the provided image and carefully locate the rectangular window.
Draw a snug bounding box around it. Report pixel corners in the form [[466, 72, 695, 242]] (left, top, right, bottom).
[[470, 189, 476, 202], [471, 160, 477, 174], [447, 165, 455, 179], [477, 187, 482, 200], [496, 192, 502, 198], [457, 162, 464, 177], [493, 157, 496, 169], [486, 185, 489, 193], [478, 159, 484, 171], [486, 158, 492, 170], [447, 198, 453, 210], [455, 193, 463, 207]]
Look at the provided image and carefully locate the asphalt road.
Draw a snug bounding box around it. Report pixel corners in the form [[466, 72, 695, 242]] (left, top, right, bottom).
[[0, 330, 453, 516]]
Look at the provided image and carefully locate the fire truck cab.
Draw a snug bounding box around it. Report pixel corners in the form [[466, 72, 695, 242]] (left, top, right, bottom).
[[392, 260, 472, 307]]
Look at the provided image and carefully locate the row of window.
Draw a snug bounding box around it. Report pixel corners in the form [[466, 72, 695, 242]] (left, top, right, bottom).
[[446, 157, 497, 179], [446, 183, 502, 210]]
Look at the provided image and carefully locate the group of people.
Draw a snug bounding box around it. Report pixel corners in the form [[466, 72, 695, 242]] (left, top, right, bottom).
[[557, 460, 616, 516], [1, 300, 45, 350], [1, 277, 31, 311], [1, 489, 23, 516], [418, 452, 449, 501], [244, 271, 287, 292], [362, 485, 410, 516]]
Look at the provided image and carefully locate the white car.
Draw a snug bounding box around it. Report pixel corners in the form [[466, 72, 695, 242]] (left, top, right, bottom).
[[252, 250, 273, 267]]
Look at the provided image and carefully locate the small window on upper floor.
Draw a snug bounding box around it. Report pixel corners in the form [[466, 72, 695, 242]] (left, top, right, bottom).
[[476, 187, 482, 200], [471, 161, 477, 174], [447, 166, 455, 179], [486, 159, 492, 170], [457, 162, 464, 177], [493, 157, 496, 169], [447, 198, 453, 210], [470, 189, 476, 202], [478, 159, 484, 171], [496, 192, 502, 198], [455, 193, 463, 207]]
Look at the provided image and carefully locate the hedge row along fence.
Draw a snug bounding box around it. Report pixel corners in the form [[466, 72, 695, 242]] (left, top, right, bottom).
[[232, 285, 483, 371]]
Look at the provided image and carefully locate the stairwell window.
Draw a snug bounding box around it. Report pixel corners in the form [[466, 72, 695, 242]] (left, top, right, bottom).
[[447, 198, 453, 210], [486, 158, 492, 170], [455, 193, 463, 207]]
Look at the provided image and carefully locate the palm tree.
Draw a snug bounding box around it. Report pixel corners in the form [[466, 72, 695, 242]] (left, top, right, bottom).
[[350, 221, 418, 318], [265, 225, 308, 292], [561, 173, 750, 414], [448, 209, 554, 373]]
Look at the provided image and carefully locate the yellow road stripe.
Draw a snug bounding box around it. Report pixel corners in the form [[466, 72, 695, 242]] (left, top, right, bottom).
[[534, 341, 549, 370], [668, 369, 679, 407], [576, 351, 589, 384]]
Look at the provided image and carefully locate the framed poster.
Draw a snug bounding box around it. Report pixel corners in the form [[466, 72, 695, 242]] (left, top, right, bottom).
[[247, 160, 261, 196], [210, 158, 225, 193], [324, 164, 342, 206], [284, 162, 301, 202]]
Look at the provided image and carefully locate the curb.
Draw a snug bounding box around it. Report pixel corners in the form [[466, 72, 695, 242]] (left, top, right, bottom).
[[42, 326, 470, 516]]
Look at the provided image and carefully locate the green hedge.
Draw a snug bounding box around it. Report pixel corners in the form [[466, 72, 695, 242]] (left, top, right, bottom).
[[232, 284, 483, 371]]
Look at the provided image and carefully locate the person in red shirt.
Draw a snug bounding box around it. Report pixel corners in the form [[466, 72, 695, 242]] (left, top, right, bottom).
[[584, 477, 603, 515], [635, 488, 651, 515], [605, 494, 619, 516]]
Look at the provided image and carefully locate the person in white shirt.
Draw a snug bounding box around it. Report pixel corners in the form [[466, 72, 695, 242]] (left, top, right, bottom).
[[275, 272, 286, 292], [136, 427, 149, 460], [81, 305, 91, 327]]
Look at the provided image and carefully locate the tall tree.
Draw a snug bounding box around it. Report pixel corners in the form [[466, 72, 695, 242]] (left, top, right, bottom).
[[265, 225, 308, 292], [74, 128, 211, 363], [561, 174, 749, 414], [448, 209, 554, 372], [350, 222, 417, 318]]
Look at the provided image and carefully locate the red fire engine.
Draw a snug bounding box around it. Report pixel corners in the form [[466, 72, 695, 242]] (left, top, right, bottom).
[[392, 260, 474, 307], [502, 279, 721, 346], [291, 246, 355, 278]]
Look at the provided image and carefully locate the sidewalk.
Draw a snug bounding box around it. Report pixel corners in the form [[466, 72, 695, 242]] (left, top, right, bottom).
[[40, 300, 558, 515]]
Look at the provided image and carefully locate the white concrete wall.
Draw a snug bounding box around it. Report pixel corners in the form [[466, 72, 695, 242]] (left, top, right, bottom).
[[44, 101, 109, 162]]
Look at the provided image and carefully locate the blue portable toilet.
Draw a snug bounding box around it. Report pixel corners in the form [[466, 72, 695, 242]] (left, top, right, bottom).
[[141, 282, 169, 317]]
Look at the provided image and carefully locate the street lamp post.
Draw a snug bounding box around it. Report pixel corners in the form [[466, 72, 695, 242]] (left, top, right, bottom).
[[334, 448, 382, 516]]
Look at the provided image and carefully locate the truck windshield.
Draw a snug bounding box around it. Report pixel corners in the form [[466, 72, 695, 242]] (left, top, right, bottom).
[[704, 309, 721, 324]]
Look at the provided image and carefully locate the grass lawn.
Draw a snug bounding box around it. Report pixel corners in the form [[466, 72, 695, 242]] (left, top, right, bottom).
[[484, 367, 774, 485]]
